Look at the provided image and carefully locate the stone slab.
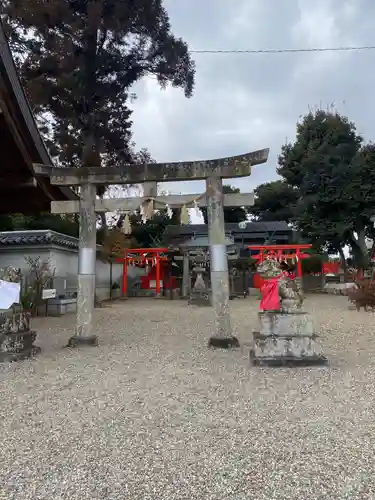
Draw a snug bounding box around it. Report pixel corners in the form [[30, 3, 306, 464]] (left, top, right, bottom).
[[250, 349, 327, 367], [67, 335, 98, 348]]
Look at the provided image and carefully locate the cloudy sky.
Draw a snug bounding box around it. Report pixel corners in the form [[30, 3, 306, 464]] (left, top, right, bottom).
[[130, 0, 375, 199]]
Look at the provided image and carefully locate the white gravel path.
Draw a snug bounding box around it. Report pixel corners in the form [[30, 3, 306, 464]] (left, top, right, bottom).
[[0, 295, 374, 500]]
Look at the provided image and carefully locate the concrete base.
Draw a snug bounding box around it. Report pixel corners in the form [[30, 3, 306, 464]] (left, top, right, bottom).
[[0, 330, 41, 362], [208, 336, 240, 348], [67, 335, 98, 348], [252, 311, 326, 366]]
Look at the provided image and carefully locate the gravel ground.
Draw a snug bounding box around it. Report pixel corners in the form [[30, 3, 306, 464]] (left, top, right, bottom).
[[0, 294, 374, 500]]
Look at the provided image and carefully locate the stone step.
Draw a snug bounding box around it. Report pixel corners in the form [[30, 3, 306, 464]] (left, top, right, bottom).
[[253, 331, 320, 339]]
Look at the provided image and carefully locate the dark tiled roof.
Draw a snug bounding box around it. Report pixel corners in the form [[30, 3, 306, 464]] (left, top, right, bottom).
[[0, 230, 79, 249], [164, 221, 290, 238], [163, 222, 291, 247], [0, 20, 76, 204]]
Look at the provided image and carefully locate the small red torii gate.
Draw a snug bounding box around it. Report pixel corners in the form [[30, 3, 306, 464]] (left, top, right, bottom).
[[248, 244, 312, 282], [117, 248, 169, 297]]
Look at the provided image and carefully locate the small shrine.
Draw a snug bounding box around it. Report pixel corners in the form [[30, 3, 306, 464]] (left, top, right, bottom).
[[116, 247, 176, 297], [248, 244, 313, 290]]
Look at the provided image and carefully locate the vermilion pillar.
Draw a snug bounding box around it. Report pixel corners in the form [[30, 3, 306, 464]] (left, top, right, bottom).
[[155, 255, 161, 295], [122, 249, 128, 296], [296, 249, 302, 277]]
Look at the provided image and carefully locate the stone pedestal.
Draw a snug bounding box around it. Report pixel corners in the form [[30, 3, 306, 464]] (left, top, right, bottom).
[[0, 330, 40, 362], [251, 311, 327, 366], [0, 312, 41, 362]]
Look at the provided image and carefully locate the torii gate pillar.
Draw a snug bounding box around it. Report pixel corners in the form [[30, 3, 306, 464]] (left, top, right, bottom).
[[206, 176, 235, 347], [68, 181, 98, 346]]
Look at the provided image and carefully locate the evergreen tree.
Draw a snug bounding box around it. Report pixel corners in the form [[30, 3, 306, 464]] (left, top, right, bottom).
[[3, 0, 195, 169]]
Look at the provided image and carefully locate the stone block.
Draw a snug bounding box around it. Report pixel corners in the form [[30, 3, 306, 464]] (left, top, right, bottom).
[[259, 311, 315, 337], [252, 334, 323, 361], [252, 311, 326, 366]]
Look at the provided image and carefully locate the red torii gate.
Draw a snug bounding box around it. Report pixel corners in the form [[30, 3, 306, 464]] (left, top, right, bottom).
[[117, 248, 169, 297], [248, 244, 312, 280]]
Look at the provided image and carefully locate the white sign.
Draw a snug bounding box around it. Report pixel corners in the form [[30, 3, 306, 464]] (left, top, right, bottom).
[[42, 289, 56, 300], [149, 280, 163, 289], [0, 280, 20, 309]]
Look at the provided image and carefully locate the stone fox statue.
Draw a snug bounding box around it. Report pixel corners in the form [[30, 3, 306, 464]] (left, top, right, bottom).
[[257, 258, 303, 312]]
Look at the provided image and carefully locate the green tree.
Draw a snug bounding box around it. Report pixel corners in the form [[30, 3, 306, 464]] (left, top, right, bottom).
[[277, 110, 375, 268], [3, 0, 195, 170], [129, 208, 180, 248], [4, 214, 79, 237], [250, 180, 298, 222], [201, 185, 248, 224]]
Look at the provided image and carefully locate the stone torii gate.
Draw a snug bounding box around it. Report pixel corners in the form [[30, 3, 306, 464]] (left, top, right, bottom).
[[33, 148, 269, 348]]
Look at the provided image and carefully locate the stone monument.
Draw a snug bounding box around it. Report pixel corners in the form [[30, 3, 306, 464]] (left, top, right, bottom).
[[0, 267, 40, 362], [250, 258, 326, 366]]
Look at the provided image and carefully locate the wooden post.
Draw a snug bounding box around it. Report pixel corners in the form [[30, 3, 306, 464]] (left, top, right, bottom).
[[68, 182, 98, 347], [206, 176, 238, 348]]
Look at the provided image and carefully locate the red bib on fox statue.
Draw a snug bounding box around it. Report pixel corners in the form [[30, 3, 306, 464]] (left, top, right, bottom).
[[260, 276, 281, 311], [257, 258, 302, 312], [257, 258, 283, 311]]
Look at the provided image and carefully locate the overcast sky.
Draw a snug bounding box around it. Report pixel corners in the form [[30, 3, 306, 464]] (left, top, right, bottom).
[[130, 0, 375, 198]]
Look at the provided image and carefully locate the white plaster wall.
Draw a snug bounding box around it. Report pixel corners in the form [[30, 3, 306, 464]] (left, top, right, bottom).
[[95, 260, 121, 301], [0, 246, 149, 301], [0, 249, 51, 272], [49, 247, 77, 276]]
